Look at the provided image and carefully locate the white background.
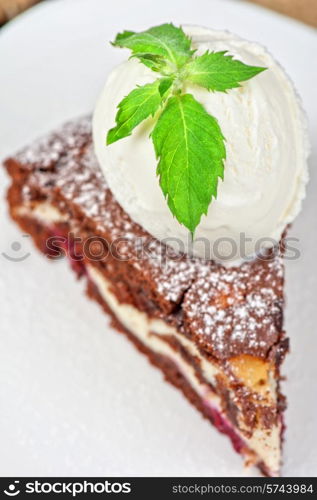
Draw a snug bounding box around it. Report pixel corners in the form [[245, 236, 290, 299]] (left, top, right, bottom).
[[0, 0, 316, 476]]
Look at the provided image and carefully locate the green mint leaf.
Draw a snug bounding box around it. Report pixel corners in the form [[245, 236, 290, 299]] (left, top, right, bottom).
[[107, 78, 173, 145], [114, 30, 135, 43], [107, 24, 268, 235], [152, 93, 225, 234], [158, 77, 173, 96], [185, 51, 266, 92], [112, 23, 194, 69], [131, 53, 168, 73]]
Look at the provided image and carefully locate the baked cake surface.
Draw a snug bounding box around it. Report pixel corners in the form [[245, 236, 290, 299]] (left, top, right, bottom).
[[4, 117, 289, 476]]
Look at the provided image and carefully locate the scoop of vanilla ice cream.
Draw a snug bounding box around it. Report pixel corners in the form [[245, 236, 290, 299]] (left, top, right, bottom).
[[93, 26, 309, 263]]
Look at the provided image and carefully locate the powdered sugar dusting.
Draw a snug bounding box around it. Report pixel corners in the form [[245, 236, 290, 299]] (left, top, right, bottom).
[[184, 257, 284, 359], [13, 117, 199, 306]]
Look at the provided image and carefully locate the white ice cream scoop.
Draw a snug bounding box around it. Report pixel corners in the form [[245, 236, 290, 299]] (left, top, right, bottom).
[[93, 26, 309, 264]]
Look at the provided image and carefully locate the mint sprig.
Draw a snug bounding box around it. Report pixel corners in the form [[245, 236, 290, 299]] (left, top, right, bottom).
[[185, 50, 266, 92], [112, 24, 194, 71], [107, 78, 173, 144], [152, 94, 226, 235], [107, 23, 266, 235]]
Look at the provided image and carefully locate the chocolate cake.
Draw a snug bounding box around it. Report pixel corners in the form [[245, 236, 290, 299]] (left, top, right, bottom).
[[4, 116, 289, 476]]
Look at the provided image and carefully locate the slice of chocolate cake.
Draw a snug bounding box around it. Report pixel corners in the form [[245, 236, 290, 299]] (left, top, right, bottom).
[[4, 117, 288, 476]]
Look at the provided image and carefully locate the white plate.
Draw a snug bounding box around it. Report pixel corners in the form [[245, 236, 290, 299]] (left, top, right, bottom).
[[0, 0, 316, 477]]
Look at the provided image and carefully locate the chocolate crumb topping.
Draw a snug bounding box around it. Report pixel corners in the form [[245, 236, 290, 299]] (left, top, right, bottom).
[[183, 258, 284, 359]]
